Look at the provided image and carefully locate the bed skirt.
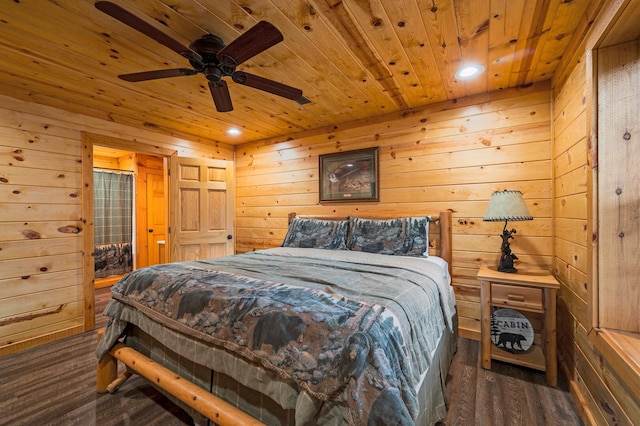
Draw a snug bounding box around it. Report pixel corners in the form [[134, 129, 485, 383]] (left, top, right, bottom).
[[118, 311, 458, 426]]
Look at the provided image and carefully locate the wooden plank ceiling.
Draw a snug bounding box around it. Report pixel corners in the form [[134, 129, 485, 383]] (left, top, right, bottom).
[[0, 0, 599, 145]]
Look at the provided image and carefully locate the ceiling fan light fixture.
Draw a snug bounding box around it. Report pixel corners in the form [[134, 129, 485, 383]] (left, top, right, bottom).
[[95, 2, 308, 113], [455, 64, 485, 80], [204, 65, 224, 82]]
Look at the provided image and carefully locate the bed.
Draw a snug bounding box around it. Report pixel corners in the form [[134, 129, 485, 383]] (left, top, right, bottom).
[[96, 211, 456, 425]]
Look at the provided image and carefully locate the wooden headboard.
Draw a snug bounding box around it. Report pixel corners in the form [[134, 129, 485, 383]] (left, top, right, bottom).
[[287, 211, 453, 278]]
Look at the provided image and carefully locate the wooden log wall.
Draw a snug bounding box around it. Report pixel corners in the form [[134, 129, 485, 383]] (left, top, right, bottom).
[[0, 94, 232, 356], [553, 50, 602, 423], [93, 152, 135, 171], [552, 0, 640, 423], [235, 82, 553, 341]]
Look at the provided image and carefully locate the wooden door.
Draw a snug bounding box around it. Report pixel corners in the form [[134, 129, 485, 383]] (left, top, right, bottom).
[[146, 168, 168, 265], [136, 154, 168, 268], [170, 155, 234, 261]]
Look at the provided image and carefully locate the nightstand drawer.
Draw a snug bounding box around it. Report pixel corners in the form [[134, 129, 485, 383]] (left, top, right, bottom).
[[491, 283, 543, 310]]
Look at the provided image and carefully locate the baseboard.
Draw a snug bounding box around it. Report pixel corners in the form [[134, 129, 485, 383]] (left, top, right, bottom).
[[0, 325, 84, 357], [559, 356, 598, 426]]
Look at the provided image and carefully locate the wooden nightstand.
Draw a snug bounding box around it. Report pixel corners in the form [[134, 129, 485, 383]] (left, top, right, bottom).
[[477, 266, 560, 386]]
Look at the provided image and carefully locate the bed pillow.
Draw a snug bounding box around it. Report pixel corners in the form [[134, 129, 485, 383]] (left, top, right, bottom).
[[347, 216, 428, 256], [281, 217, 348, 250]]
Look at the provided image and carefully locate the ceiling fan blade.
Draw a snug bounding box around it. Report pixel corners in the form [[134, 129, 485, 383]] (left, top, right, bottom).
[[232, 71, 304, 101], [208, 80, 233, 112], [119, 68, 197, 82], [95, 1, 202, 63], [217, 21, 283, 66]]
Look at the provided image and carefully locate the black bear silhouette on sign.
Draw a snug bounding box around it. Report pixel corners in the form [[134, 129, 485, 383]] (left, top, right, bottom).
[[497, 332, 527, 352]]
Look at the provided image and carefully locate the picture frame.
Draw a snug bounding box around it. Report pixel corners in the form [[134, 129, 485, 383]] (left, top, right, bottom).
[[319, 147, 379, 203]]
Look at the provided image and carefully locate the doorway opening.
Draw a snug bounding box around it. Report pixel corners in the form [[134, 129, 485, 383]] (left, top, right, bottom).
[[93, 146, 169, 288]]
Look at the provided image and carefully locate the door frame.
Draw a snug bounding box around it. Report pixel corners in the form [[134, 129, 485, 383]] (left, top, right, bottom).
[[81, 132, 175, 330], [81, 132, 235, 330]]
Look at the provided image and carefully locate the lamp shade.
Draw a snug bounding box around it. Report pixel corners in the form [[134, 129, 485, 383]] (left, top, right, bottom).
[[483, 190, 533, 222]]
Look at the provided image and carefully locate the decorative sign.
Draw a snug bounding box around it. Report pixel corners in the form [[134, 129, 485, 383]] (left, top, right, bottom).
[[490, 308, 534, 354]]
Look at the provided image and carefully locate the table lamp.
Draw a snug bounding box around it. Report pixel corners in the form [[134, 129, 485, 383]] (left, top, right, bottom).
[[483, 190, 533, 273]]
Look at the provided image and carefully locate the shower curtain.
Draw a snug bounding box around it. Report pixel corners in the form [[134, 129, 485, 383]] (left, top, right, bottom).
[[94, 171, 134, 278]]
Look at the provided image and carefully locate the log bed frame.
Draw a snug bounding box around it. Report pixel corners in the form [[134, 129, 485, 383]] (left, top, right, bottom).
[[96, 210, 453, 426]]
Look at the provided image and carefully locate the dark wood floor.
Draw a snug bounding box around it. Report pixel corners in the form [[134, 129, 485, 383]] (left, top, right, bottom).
[[0, 287, 583, 425], [441, 338, 583, 426]]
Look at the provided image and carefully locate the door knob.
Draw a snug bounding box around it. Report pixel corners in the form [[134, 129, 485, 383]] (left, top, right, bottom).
[[148, 229, 154, 233], [227, 234, 233, 240]]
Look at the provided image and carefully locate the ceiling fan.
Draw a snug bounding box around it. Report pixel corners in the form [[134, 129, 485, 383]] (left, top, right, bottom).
[[95, 1, 310, 112]]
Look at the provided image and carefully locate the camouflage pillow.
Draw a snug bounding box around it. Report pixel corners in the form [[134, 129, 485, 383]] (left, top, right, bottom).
[[281, 217, 348, 250], [347, 216, 428, 256]]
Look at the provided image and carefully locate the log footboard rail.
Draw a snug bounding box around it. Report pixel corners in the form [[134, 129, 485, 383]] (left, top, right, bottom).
[[96, 329, 265, 426]]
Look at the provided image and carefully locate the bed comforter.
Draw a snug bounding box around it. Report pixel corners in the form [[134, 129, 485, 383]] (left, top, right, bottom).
[[97, 247, 456, 425]]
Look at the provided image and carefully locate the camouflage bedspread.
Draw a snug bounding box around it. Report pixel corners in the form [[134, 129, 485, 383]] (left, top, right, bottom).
[[97, 247, 456, 425]]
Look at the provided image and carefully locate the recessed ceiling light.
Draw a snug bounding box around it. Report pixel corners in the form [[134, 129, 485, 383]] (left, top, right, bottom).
[[455, 64, 485, 80], [226, 127, 242, 136]]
